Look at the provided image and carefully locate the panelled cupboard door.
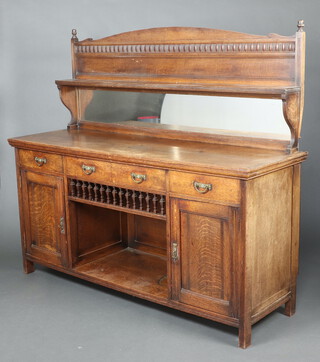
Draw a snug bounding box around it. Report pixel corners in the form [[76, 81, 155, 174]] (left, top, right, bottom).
[[21, 170, 67, 267], [171, 198, 238, 317]]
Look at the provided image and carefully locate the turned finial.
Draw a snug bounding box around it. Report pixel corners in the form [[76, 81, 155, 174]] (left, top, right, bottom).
[[297, 20, 304, 32], [72, 29, 78, 40]]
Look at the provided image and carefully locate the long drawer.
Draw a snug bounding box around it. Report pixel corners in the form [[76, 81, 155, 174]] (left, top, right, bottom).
[[65, 157, 166, 193]]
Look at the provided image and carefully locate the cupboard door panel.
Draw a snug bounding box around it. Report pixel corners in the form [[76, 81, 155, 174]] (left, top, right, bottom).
[[171, 199, 237, 317], [21, 170, 67, 267], [181, 213, 224, 299]]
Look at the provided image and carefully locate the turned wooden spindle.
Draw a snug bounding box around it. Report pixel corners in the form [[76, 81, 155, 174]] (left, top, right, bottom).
[[82, 181, 87, 199], [70, 179, 76, 197], [76, 180, 81, 198], [139, 192, 143, 210], [132, 190, 136, 209], [119, 188, 124, 207], [106, 186, 111, 203], [93, 183, 99, 201], [88, 182, 93, 200], [112, 187, 117, 205], [145, 193, 150, 212], [125, 189, 130, 208], [100, 185, 105, 202], [160, 195, 165, 215], [152, 194, 157, 213]]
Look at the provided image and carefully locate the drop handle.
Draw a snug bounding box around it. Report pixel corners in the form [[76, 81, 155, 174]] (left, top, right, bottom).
[[193, 181, 212, 194], [131, 172, 147, 184], [34, 156, 47, 167], [82, 164, 96, 175]]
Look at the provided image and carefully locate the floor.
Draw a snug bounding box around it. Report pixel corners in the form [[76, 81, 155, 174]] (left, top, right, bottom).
[[1, 238, 319, 362]]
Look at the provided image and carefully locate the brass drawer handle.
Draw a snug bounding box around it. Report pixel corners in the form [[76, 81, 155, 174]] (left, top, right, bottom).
[[82, 164, 96, 175], [131, 172, 147, 184], [34, 156, 47, 167], [193, 181, 212, 194]]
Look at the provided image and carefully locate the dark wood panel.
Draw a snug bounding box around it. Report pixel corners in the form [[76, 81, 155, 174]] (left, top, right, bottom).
[[181, 213, 223, 299], [72, 27, 298, 86], [247, 168, 293, 316], [21, 170, 66, 267], [75, 55, 295, 83], [29, 182, 58, 252], [73, 203, 122, 256], [132, 215, 166, 256], [171, 198, 236, 317]]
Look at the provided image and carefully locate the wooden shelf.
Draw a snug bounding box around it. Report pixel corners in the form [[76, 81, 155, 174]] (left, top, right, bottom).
[[56, 78, 300, 99], [75, 248, 168, 299], [68, 196, 166, 220]]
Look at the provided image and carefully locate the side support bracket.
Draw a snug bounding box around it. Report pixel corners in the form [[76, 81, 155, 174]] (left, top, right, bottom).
[[57, 85, 93, 129], [282, 90, 302, 151]]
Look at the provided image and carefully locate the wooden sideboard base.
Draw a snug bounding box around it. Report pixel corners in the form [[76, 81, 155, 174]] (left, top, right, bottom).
[[9, 132, 304, 348]]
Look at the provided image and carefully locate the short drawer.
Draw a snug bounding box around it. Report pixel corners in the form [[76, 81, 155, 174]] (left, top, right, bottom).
[[65, 157, 113, 184], [19, 149, 63, 174], [112, 163, 166, 192], [169, 171, 240, 204]]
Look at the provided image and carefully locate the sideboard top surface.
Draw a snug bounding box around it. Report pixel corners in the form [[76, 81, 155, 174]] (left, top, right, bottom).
[[8, 128, 307, 179]]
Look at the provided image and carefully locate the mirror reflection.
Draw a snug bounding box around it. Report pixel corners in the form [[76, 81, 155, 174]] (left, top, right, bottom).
[[84, 91, 290, 139], [85, 91, 165, 123]]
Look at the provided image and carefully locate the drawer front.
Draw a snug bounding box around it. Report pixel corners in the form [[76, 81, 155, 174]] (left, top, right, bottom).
[[169, 171, 240, 204], [19, 149, 63, 174], [65, 157, 113, 184], [112, 163, 166, 192], [65, 158, 166, 193]]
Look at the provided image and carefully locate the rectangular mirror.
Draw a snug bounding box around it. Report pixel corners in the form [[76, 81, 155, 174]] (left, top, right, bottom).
[[83, 90, 290, 140]]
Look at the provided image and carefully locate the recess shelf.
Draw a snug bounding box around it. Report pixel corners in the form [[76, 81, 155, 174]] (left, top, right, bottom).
[[75, 248, 168, 299]]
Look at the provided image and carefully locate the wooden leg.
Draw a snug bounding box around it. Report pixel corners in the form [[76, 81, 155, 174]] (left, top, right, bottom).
[[238, 319, 252, 349], [23, 258, 35, 274], [284, 285, 296, 317]]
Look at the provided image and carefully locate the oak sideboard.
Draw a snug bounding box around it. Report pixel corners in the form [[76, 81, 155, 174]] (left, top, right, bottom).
[[8, 22, 307, 348]]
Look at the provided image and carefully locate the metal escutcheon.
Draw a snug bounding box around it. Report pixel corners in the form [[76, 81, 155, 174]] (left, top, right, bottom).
[[58, 217, 65, 234], [172, 242, 178, 262]]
